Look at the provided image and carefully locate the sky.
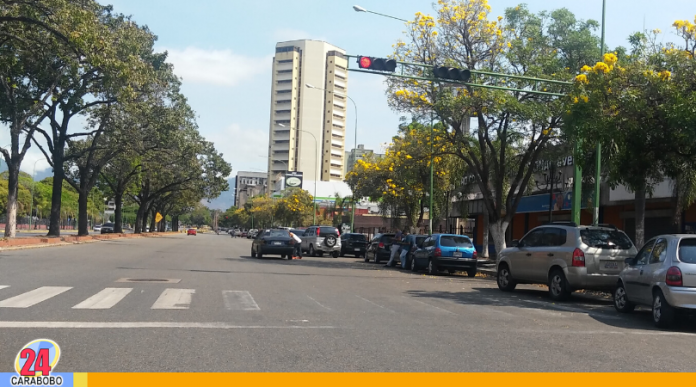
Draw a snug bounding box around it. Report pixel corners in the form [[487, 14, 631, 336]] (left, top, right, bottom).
[[5, 0, 696, 185]]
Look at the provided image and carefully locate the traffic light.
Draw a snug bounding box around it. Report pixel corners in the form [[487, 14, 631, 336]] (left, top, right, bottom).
[[433, 66, 471, 82], [357, 56, 397, 72]]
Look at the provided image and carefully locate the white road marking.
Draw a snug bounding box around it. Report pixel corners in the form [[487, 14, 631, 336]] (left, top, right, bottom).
[[355, 295, 395, 313], [151, 289, 195, 310], [403, 297, 457, 315], [0, 286, 72, 308], [307, 295, 331, 310], [0, 286, 8, 291], [72, 288, 133, 309], [0, 321, 335, 329], [222, 291, 260, 311]]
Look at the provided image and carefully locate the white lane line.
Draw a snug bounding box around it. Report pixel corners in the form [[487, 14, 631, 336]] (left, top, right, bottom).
[[355, 295, 395, 313], [0, 286, 72, 308], [0, 321, 335, 329], [72, 288, 133, 309], [151, 289, 195, 310], [403, 297, 457, 315], [222, 291, 260, 311], [307, 295, 331, 310], [0, 286, 8, 291]]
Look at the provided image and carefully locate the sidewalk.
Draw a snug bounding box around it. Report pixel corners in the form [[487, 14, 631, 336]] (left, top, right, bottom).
[[0, 232, 177, 251]]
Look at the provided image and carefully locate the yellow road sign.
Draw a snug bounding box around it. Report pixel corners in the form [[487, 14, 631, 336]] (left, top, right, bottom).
[[155, 213, 163, 223]]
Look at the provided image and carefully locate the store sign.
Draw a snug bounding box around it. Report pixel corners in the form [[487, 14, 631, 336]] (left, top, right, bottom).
[[285, 171, 303, 189], [534, 155, 574, 172]]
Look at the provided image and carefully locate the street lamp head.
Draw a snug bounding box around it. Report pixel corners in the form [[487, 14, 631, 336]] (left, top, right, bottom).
[[353, 5, 367, 12], [305, 83, 315, 89]]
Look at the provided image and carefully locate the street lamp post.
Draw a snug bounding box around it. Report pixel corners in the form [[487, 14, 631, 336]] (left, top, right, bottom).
[[352, 5, 408, 22], [593, 0, 607, 226], [279, 123, 319, 225], [306, 83, 358, 232]]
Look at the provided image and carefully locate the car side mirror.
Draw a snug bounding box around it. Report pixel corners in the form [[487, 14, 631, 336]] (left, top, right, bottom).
[[624, 257, 635, 266], [510, 240, 519, 248]]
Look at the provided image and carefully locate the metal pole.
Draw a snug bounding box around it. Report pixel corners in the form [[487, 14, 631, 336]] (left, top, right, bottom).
[[349, 96, 357, 233], [365, 9, 408, 22], [548, 164, 555, 224], [593, 0, 606, 226], [429, 113, 434, 235], [298, 129, 318, 225]]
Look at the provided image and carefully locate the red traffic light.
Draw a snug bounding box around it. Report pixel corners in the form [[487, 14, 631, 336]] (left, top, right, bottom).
[[359, 56, 373, 69], [357, 56, 397, 72]]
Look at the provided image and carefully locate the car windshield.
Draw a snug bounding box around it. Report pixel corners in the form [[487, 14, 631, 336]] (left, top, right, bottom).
[[581, 229, 633, 249], [268, 230, 288, 238], [349, 234, 366, 241], [320, 227, 337, 234], [440, 236, 473, 247], [678, 238, 696, 264]]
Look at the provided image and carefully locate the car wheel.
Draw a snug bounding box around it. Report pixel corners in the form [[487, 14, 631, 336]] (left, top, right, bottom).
[[548, 269, 571, 301], [410, 257, 418, 272], [309, 245, 316, 257], [613, 282, 635, 313], [427, 260, 437, 275], [373, 252, 380, 264], [251, 248, 256, 258], [497, 264, 517, 292], [332, 251, 339, 258], [653, 289, 676, 328], [467, 269, 477, 278]]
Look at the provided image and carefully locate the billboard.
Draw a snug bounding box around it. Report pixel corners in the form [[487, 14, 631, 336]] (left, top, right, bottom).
[[284, 171, 303, 189]]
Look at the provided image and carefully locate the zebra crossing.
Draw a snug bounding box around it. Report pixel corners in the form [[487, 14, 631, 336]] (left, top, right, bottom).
[[0, 285, 259, 311]]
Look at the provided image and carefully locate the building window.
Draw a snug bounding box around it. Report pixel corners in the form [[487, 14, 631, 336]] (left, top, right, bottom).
[[333, 123, 344, 128], [276, 99, 291, 104], [334, 93, 345, 100], [277, 69, 292, 74], [335, 74, 346, 80], [336, 64, 346, 71], [277, 79, 292, 84], [275, 109, 291, 114], [335, 84, 345, 90], [276, 46, 300, 53], [277, 90, 292, 94], [278, 59, 293, 63], [331, 143, 342, 149], [275, 120, 291, 124]]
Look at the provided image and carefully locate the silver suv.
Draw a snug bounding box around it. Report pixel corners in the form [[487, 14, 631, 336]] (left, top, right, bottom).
[[301, 226, 342, 258], [496, 222, 637, 301]]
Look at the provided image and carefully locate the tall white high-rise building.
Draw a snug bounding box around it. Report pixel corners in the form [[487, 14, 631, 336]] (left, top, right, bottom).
[[266, 40, 349, 188]]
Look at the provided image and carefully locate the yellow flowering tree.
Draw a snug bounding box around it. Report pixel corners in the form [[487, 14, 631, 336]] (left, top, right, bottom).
[[273, 188, 315, 227], [387, 0, 600, 253]]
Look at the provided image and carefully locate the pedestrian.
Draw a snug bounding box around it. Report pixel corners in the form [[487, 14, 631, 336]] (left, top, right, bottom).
[[290, 231, 302, 260], [399, 231, 412, 269], [385, 229, 402, 267]]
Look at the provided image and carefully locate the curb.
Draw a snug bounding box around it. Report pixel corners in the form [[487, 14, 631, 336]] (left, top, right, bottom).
[[0, 232, 179, 252]]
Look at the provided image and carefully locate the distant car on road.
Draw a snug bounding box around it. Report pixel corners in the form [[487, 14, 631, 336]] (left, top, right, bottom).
[[187, 228, 197, 236], [613, 234, 696, 328], [100, 223, 115, 234], [251, 229, 296, 259], [413, 234, 477, 276], [93, 224, 102, 232]]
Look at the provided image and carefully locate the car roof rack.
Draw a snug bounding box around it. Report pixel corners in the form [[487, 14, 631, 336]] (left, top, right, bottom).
[[597, 223, 618, 230], [550, 221, 577, 227]]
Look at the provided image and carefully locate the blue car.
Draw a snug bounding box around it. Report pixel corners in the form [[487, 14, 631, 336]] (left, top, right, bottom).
[[412, 234, 478, 276]]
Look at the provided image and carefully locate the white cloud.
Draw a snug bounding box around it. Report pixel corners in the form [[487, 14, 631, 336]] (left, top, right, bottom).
[[164, 47, 271, 87], [202, 123, 269, 176], [271, 28, 326, 43]]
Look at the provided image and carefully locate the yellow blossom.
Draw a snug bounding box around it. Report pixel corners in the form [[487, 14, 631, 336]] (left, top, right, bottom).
[[580, 95, 589, 103], [592, 61, 610, 74], [580, 65, 592, 72], [602, 53, 618, 66], [575, 74, 588, 84]]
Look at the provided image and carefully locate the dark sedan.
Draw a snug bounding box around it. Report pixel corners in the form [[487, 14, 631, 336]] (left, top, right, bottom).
[[340, 233, 368, 257], [100, 222, 115, 234], [364, 233, 396, 264], [251, 229, 296, 259]]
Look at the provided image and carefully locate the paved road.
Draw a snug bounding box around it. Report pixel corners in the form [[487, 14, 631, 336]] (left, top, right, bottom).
[[0, 233, 694, 372]]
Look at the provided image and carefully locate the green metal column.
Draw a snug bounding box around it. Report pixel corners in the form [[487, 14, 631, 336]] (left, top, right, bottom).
[[593, 0, 606, 226], [429, 114, 434, 235]]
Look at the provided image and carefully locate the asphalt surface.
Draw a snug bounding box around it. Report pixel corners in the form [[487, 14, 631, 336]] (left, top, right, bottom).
[[0, 233, 694, 372]]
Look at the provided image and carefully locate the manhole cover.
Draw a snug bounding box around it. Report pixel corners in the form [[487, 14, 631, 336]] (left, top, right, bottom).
[[115, 278, 181, 284]]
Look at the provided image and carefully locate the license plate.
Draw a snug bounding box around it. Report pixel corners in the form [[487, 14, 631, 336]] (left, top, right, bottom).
[[272, 242, 282, 246], [453, 252, 462, 258], [603, 262, 619, 270], [354, 248, 361, 251]]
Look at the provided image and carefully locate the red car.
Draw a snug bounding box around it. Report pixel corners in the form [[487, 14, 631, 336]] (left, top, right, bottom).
[[187, 228, 197, 236]]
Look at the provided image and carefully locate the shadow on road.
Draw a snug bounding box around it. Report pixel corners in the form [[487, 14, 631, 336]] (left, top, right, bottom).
[[405, 287, 696, 333]]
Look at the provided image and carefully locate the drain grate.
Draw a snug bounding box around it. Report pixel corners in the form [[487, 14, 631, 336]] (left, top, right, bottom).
[[115, 278, 181, 284]]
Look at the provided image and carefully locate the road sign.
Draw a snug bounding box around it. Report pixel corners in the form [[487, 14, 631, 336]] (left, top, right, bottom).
[[155, 213, 163, 223]]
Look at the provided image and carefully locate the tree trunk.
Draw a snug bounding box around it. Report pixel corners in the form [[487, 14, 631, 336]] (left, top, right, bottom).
[[635, 185, 646, 247], [172, 216, 179, 232], [490, 219, 508, 261], [77, 191, 89, 236], [48, 163, 63, 237], [149, 208, 156, 233], [114, 192, 123, 233], [481, 204, 490, 258], [135, 202, 147, 234], [4, 164, 20, 237]]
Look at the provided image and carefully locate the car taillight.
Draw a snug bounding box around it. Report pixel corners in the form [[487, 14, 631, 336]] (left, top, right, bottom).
[[434, 248, 442, 257], [316, 228, 320, 236], [378, 242, 384, 249], [572, 248, 585, 267], [336, 228, 340, 236], [472, 250, 478, 260], [666, 266, 683, 287]]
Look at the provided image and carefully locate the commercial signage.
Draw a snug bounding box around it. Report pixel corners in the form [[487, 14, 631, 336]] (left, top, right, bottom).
[[460, 155, 575, 185], [284, 171, 303, 189]]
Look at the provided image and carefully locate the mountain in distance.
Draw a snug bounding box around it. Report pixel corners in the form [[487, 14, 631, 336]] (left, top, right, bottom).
[[203, 177, 236, 211]]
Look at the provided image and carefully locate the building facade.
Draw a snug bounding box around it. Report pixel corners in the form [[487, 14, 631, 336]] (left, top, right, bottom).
[[344, 144, 382, 175], [234, 171, 268, 208], [266, 40, 349, 188]]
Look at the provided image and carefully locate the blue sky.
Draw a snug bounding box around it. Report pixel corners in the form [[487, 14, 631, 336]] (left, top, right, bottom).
[[11, 0, 696, 182]]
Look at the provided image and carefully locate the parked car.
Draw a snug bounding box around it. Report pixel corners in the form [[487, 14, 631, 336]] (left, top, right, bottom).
[[289, 229, 305, 239], [412, 234, 477, 276], [93, 224, 102, 232], [247, 229, 259, 239], [365, 233, 396, 264], [251, 229, 296, 259], [613, 234, 696, 328], [496, 222, 637, 301], [241, 230, 248, 238], [301, 226, 342, 257], [340, 233, 368, 257], [402, 234, 429, 270], [100, 222, 115, 234], [187, 228, 197, 236]]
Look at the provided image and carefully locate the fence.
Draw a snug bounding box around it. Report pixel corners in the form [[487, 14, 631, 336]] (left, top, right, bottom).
[[354, 222, 474, 241]]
